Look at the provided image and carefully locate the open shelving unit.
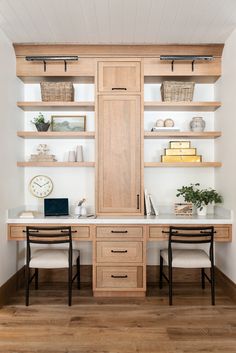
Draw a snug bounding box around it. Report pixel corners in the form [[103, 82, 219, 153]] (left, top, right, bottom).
[[144, 101, 221, 111], [144, 131, 221, 139], [144, 162, 222, 168], [17, 161, 95, 167], [17, 131, 95, 139], [17, 101, 95, 111]]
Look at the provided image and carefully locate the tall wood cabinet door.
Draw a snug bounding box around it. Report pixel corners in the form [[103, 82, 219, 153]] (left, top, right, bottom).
[[97, 95, 142, 214], [98, 62, 141, 92]]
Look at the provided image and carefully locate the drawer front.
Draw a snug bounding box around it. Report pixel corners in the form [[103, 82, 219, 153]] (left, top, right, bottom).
[[98, 61, 141, 92], [144, 58, 221, 77], [8, 224, 91, 240], [8, 225, 26, 240], [149, 226, 169, 240], [16, 57, 95, 77], [72, 226, 91, 240], [215, 226, 232, 242], [96, 241, 143, 263], [96, 266, 142, 288], [96, 226, 143, 239], [148, 225, 232, 242]]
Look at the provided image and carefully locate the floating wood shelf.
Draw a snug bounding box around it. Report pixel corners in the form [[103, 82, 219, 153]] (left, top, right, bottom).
[[144, 101, 221, 111], [144, 131, 221, 139], [17, 101, 95, 111], [144, 162, 222, 168], [17, 162, 95, 167], [17, 131, 95, 139]]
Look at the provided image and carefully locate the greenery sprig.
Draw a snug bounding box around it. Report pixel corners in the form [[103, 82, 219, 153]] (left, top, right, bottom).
[[176, 183, 223, 210]]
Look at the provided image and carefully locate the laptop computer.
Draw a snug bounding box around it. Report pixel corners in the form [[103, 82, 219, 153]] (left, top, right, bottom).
[[44, 198, 69, 217]]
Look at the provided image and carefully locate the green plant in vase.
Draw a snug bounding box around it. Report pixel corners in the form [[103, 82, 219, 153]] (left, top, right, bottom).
[[176, 183, 223, 216], [31, 112, 50, 131]]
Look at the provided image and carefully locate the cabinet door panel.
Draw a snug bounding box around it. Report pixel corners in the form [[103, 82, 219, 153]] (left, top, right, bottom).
[[98, 62, 141, 92], [97, 95, 142, 214]]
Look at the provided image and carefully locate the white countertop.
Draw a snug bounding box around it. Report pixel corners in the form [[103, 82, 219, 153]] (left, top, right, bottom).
[[7, 206, 233, 225]]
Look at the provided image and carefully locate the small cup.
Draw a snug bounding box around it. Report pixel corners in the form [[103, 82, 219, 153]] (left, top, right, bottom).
[[76, 145, 84, 162], [68, 150, 76, 162]]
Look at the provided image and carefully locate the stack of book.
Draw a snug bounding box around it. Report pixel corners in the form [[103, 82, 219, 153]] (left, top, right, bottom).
[[144, 190, 159, 216], [161, 141, 202, 163]]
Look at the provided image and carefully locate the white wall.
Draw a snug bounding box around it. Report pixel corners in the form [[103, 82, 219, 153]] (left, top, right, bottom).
[[0, 29, 24, 286], [215, 29, 236, 284]]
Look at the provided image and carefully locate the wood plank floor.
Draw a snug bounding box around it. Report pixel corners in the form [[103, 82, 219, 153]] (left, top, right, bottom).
[[0, 283, 236, 353]]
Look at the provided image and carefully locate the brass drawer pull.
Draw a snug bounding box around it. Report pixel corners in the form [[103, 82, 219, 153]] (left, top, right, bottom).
[[111, 249, 128, 253], [111, 230, 128, 234], [111, 275, 128, 279], [111, 87, 127, 90]]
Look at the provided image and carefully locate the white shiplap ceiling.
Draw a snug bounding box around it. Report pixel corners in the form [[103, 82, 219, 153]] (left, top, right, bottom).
[[0, 0, 236, 44]]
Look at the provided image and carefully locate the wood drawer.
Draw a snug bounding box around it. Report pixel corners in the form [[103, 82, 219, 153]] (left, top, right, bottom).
[[96, 241, 143, 263], [96, 226, 143, 239], [96, 266, 143, 288], [8, 224, 91, 241], [148, 224, 232, 242], [16, 57, 95, 77], [144, 57, 221, 78], [98, 61, 141, 92]]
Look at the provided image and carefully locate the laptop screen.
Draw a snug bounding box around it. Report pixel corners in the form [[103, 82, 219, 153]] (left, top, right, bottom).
[[44, 198, 69, 216]]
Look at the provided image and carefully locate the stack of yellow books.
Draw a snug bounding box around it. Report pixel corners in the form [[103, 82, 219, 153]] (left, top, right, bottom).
[[161, 141, 202, 162]]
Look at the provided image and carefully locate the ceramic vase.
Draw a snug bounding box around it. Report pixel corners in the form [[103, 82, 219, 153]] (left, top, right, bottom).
[[197, 205, 207, 216], [190, 117, 206, 132]]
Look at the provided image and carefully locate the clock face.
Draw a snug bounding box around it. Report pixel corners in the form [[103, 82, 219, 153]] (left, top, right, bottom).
[[29, 175, 53, 198]]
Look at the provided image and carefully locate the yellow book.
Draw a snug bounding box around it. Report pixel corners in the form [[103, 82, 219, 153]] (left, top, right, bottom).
[[169, 141, 191, 149], [165, 148, 197, 156], [161, 155, 202, 162]]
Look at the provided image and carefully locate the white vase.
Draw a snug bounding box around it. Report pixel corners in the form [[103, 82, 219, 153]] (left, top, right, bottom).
[[197, 205, 207, 216], [74, 205, 81, 215]]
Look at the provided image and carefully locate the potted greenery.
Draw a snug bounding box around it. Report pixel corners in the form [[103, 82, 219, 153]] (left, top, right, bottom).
[[31, 112, 50, 131], [176, 183, 223, 216]]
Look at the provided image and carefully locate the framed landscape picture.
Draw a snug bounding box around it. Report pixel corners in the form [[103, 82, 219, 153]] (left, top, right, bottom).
[[51, 115, 86, 132]]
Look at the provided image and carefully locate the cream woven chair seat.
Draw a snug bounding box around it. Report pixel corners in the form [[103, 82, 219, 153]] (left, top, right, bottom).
[[160, 248, 211, 269], [30, 248, 80, 269]]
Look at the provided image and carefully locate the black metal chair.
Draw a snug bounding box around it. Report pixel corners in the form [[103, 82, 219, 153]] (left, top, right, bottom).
[[25, 226, 80, 306], [159, 226, 215, 305]]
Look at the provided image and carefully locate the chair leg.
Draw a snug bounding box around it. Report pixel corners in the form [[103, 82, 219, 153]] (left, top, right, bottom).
[[159, 255, 163, 289], [35, 268, 39, 290], [169, 265, 173, 306], [68, 265, 72, 306], [25, 265, 30, 306], [210, 265, 215, 305], [77, 256, 80, 290], [201, 268, 205, 289]]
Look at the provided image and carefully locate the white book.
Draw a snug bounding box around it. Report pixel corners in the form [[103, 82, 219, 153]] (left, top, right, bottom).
[[149, 194, 159, 216], [144, 189, 151, 215], [19, 211, 35, 219]]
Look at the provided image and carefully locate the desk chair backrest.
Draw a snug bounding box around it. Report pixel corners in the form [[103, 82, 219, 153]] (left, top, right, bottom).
[[26, 226, 73, 266], [168, 225, 214, 262]]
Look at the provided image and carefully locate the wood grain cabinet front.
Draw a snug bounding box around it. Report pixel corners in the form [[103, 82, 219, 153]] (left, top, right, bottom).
[[148, 224, 232, 242], [8, 224, 91, 241], [96, 226, 143, 238], [96, 241, 143, 263], [16, 57, 95, 78], [96, 266, 143, 289], [98, 61, 141, 92], [144, 57, 221, 79]]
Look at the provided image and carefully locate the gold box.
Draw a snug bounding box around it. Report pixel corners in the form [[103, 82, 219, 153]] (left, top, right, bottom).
[[161, 155, 202, 162], [165, 148, 197, 156], [169, 141, 191, 149]]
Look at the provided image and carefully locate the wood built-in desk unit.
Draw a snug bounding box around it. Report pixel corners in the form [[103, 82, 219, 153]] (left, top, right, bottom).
[[7, 210, 232, 297]]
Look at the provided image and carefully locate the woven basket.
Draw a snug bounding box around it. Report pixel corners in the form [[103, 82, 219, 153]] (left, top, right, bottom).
[[161, 81, 195, 102], [40, 82, 74, 101]]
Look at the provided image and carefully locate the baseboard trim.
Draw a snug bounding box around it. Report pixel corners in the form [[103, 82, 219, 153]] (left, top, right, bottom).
[[215, 267, 236, 301], [0, 267, 25, 307]]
